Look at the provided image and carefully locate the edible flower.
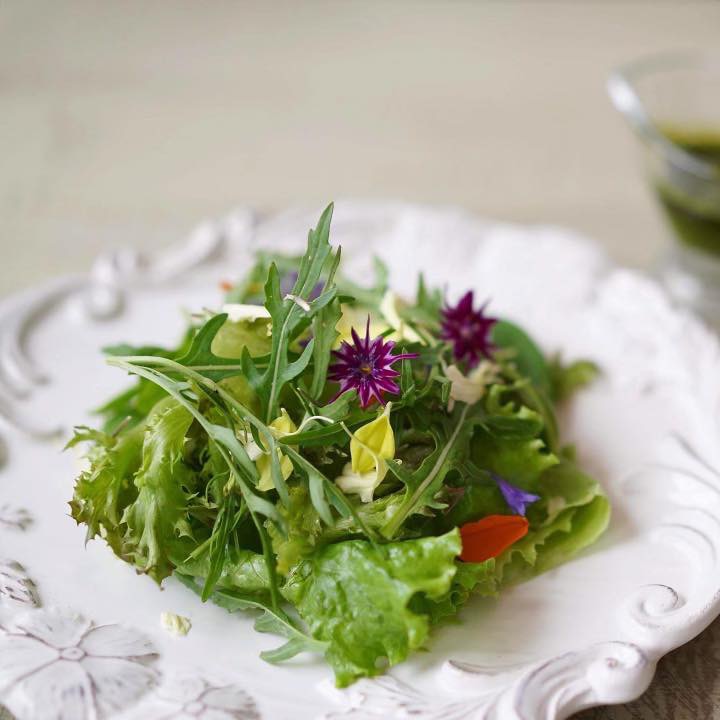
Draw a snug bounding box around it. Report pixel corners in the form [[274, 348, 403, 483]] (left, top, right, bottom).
[[336, 403, 395, 502], [494, 473, 540, 516], [222, 303, 272, 323], [328, 317, 418, 408], [445, 360, 500, 409], [254, 409, 297, 491], [379, 291, 423, 343], [459, 514, 529, 562], [440, 291, 497, 368]]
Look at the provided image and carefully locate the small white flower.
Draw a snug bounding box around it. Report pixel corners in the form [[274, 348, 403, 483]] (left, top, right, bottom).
[[222, 304, 271, 323], [446, 361, 500, 409], [125, 671, 259, 720], [0, 608, 157, 720]]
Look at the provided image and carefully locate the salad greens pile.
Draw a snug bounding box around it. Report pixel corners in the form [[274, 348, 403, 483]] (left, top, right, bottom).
[[69, 203, 609, 686]]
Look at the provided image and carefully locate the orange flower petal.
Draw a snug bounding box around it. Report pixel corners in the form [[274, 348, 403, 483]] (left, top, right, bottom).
[[459, 514, 529, 563], [219, 280, 234, 292]]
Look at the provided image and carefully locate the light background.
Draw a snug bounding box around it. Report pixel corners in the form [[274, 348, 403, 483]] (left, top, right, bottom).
[[2, 1, 720, 717], [3, 0, 720, 296]]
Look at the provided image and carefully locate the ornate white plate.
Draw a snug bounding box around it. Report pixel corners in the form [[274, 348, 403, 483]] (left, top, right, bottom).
[[1, 201, 719, 720]]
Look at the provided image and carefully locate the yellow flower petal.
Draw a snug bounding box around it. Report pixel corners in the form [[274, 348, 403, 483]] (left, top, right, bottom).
[[379, 291, 422, 343], [351, 403, 395, 475], [255, 409, 296, 492]]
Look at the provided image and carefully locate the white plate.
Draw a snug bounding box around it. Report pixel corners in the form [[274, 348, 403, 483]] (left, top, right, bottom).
[[1, 201, 719, 720]]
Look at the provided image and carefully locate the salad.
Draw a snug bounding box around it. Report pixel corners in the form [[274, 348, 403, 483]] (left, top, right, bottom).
[[69, 204, 610, 687]]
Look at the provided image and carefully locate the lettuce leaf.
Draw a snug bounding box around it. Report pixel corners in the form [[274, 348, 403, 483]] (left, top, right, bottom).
[[68, 424, 144, 554], [283, 530, 461, 686], [121, 398, 194, 582], [497, 495, 610, 585], [471, 430, 558, 490], [174, 546, 271, 597], [412, 559, 498, 625]]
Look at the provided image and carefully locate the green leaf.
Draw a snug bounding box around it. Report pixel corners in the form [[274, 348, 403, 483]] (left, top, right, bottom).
[[492, 320, 550, 394], [257, 204, 338, 422], [412, 559, 498, 625], [174, 545, 271, 597], [549, 356, 600, 402], [283, 530, 460, 686], [69, 424, 145, 554], [212, 316, 273, 360], [480, 382, 545, 439], [471, 427, 558, 491], [175, 573, 327, 663], [530, 459, 603, 526], [381, 404, 482, 538], [497, 495, 610, 584], [173, 314, 248, 381], [310, 256, 342, 399], [121, 398, 194, 583], [267, 484, 324, 574]]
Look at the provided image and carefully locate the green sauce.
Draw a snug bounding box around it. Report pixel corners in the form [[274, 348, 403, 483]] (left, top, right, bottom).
[[654, 127, 720, 257]]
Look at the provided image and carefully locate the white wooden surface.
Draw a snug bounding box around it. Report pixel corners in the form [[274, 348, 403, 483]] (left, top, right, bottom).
[[2, 0, 720, 297]]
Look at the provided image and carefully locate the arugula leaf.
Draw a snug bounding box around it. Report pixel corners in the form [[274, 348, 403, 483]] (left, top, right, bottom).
[[381, 404, 483, 538], [175, 573, 327, 663], [172, 314, 249, 381], [283, 530, 461, 686], [310, 248, 342, 400], [122, 398, 194, 582], [252, 203, 338, 422]]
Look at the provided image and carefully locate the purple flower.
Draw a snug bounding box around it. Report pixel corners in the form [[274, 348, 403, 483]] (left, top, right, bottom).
[[328, 317, 418, 408], [493, 473, 540, 516], [440, 291, 497, 368]]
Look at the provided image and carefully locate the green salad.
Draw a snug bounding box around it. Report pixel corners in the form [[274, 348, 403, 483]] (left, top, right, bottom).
[[69, 204, 609, 686]]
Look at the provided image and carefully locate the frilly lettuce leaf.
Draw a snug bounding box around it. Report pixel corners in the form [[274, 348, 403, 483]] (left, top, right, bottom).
[[412, 558, 498, 626], [121, 398, 194, 582], [68, 424, 144, 554], [497, 495, 610, 585], [471, 430, 558, 491], [283, 529, 461, 687], [529, 459, 602, 525]]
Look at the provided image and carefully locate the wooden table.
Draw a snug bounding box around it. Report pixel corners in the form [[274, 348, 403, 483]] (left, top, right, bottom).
[[2, 2, 720, 716]]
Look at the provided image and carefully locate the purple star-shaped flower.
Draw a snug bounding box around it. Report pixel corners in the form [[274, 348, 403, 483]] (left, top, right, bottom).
[[493, 473, 540, 516], [440, 291, 497, 368], [328, 317, 418, 408]]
